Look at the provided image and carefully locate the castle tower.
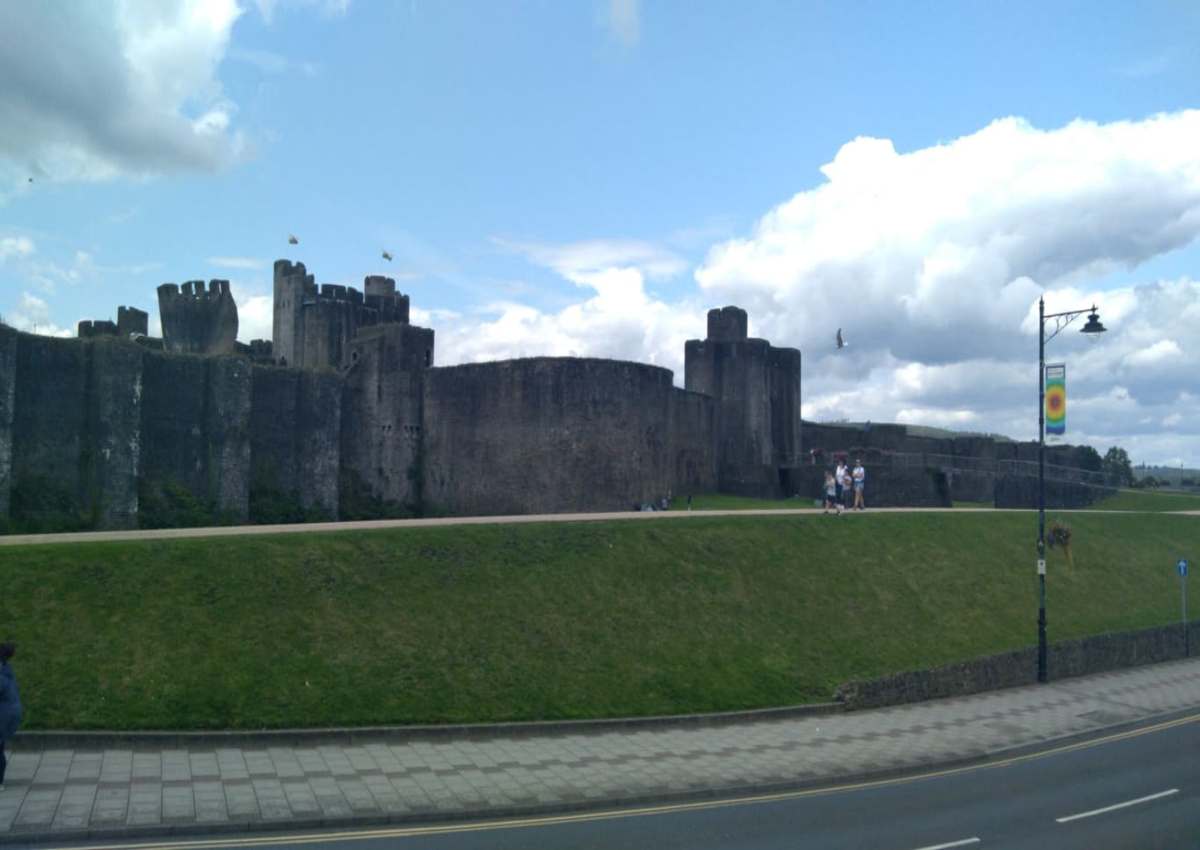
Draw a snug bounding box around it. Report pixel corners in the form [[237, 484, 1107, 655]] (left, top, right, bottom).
[[117, 306, 149, 338], [273, 260, 414, 371], [684, 306, 801, 495], [272, 259, 314, 368], [157, 280, 238, 355]]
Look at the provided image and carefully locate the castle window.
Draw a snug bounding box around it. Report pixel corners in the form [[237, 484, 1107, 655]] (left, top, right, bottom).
[[424, 349, 431, 367]]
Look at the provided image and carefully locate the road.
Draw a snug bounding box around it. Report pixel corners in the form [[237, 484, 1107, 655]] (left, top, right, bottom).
[[37, 713, 1200, 850]]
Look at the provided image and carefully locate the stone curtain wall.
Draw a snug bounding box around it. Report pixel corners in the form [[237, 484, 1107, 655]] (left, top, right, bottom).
[[248, 366, 342, 521], [0, 328, 344, 532], [0, 325, 719, 531], [422, 357, 682, 516], [0, 326, 20, 520], [789, 464, 952, 508], [668, 387, 718, 500], [994, 474, 1115, 509], [9, 334, 93, 530], [138, 352, 252, 526], [800, 422, 1107, 508], [835, 621, 1200, 710]]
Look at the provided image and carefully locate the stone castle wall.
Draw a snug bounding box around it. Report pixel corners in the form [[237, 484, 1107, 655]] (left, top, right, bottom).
[[0, 259, 1106, 531], [0, 323, 718, 530], [422, 357, 690, 515], [684, 306, 802, 497]]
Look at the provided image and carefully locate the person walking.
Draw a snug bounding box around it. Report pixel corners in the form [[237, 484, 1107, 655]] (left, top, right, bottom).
[[823, 470, 838, 514], [834, 459, 847, 507], [0, 642, 21, 791], [853, 458, 867, 510], [842, 465, 854, 511]]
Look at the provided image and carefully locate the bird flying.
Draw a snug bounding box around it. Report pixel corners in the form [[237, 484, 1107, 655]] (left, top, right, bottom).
[[288, 234, 299, 245], [382, 251, 393, 261], [836, 328, 846, 349]]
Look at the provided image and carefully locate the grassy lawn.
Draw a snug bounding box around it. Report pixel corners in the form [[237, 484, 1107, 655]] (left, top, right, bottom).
[[668, 493, 814, 510], [1090, 489, 1200, 512], [2, 511, 1197, 730]]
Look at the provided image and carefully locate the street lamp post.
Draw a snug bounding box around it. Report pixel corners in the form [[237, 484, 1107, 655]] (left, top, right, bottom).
[[1036, 297, 1106, 683]]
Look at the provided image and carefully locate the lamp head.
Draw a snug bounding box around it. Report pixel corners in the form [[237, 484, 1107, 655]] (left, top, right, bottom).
[[1080, 306, 1106, 335]]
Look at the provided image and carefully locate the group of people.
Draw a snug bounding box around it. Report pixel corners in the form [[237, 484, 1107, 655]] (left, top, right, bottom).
[[823, 458, 866, 514]]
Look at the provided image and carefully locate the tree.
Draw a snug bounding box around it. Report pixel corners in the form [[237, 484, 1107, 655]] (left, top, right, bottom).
[[1076, 445, 1103, 472], [1102, 446, 1135, 488]]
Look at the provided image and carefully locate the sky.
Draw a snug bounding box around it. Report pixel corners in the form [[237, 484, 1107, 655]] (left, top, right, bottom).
[[1, 0, 1198, 467]]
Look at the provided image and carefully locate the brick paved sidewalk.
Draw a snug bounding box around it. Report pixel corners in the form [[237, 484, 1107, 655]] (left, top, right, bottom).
[[3, 658, 1200, 844]]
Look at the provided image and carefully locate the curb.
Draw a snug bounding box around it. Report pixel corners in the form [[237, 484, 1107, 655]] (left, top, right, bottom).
[[15, 701, 845, 750], [4, 703, 1197, 847]]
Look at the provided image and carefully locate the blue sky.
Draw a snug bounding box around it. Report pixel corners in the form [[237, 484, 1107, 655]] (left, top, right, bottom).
[[2, 1, 1199, 465]]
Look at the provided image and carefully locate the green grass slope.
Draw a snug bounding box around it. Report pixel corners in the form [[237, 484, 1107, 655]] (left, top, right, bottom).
[[2, 512, 1196, 730], [1091, 489, 1200, 512]]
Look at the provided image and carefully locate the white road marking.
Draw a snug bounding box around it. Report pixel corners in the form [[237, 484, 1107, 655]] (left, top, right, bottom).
[[909, 838, 981, 850], [1056, 788, 1179, 823]]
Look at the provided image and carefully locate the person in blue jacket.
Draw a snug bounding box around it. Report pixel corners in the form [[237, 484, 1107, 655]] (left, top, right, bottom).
[[0, 642, 21, 791]]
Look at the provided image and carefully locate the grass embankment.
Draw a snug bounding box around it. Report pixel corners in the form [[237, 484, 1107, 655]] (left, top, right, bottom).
[[2, 512, 1197, 730], [1092, 489, 1200, 512], [669, 494, 813, 510]]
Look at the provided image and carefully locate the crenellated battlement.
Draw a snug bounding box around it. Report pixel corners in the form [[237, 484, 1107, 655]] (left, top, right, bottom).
[[77, 319, 118, 338], [157, 279, 238, 355], [272, 258, 414, 370], [78, 305, 150, 340]]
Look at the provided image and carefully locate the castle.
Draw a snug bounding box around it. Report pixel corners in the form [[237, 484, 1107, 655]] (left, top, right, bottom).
[[0, 258, 1102, 533]]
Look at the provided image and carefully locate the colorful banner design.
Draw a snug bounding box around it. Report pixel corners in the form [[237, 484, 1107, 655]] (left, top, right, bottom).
[[1045, 363, 1066, 436]]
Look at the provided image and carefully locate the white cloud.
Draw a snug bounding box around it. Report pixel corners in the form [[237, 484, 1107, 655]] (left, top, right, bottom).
[[236, 294, 274, 342], [254, 0, 351, 25], [228, 47, 319, 77], [493, 237, 687, 283], [0, 0, 248, 184], [209, 256, 267, 270], [696, 111, 1200, 363], [433, 238, 702, 375], [1124, 339, 1182, 367], [0, 235, 34, 262], [6, 291, 72, 337], [224, 280, 274, 342], [604, 0, 640, 46], [427, 112, 1200, 465], [680, 111, 1200, 462]]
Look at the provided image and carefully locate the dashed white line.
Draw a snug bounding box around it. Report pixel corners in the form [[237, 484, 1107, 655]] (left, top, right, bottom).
[[909, 838, 981, 850], [1056, 788, 1179, 823]]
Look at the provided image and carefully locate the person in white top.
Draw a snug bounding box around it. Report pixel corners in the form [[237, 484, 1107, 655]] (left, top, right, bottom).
[[835, 461, 847, 506], [852, 459, 866, 510]]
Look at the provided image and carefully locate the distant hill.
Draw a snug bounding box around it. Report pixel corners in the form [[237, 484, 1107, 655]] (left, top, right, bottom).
[[1137, 465, 1200, 488]]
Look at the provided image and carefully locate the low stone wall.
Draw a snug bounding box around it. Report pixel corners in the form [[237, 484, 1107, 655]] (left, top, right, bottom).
[[993, 474, 1114, 509], [789, 464, 951, 508], [835, 621, 1200, 710]]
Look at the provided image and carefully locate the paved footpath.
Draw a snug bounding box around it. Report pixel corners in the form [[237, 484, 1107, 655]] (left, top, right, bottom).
[[3, 658, 1200, 845]]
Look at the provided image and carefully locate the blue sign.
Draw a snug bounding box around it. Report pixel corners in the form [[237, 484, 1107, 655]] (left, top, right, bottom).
[[1180, 559, 1189, 577]]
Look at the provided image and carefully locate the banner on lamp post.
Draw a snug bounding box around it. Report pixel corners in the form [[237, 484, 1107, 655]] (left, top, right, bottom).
[[1045, 363, 1066, 437]]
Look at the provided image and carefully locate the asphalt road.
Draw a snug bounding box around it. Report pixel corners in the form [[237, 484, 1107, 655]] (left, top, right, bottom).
[[36, 713, 1199, 850]]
